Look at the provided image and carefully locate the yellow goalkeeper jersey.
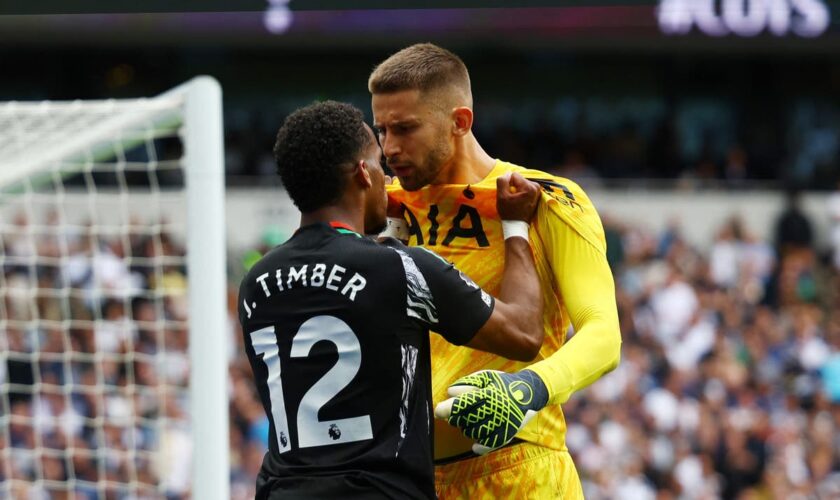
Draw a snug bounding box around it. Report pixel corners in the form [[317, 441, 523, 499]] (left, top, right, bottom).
[[387, 160, 621, 460]]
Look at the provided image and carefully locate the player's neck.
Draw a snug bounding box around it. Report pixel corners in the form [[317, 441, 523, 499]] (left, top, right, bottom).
[[300, 204, 364, 235], [436, 134, 496, 185]]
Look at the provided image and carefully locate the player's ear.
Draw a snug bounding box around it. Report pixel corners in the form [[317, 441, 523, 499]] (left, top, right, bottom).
[[452, 107, 473, 137], [356, 159, 373, 189]]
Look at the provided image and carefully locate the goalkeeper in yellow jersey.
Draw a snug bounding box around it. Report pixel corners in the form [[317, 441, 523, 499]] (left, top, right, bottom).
[[369, 44, 621, 499]]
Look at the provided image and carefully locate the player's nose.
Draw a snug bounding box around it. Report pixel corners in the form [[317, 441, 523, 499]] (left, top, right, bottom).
[[382, 135, 401, 158]]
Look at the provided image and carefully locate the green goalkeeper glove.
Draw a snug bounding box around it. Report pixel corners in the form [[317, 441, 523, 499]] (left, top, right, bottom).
[[434, 369, 549, 455]]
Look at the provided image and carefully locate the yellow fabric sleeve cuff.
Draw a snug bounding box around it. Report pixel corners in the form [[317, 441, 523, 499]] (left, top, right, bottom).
[[528, 357, 576, 406]]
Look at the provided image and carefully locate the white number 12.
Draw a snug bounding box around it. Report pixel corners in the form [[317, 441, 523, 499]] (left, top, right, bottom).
[[249, 315, 373, 453]]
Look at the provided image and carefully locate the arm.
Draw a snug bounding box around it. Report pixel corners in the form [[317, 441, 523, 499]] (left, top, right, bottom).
[[527, 216, 621, 404], [453, 172, 544, 361], [436, 189, 621, 454], [465, 235, 543, 362]]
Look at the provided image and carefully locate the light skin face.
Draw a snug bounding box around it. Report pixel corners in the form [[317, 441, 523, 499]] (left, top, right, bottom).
[[372, 89, 462, 191]]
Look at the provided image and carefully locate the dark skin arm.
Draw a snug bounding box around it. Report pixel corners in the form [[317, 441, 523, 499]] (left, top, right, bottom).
[[464, 173, 544, 362]]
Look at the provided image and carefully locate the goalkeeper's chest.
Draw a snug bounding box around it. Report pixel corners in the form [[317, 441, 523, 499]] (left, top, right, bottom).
[[401, 196, 504, 253]]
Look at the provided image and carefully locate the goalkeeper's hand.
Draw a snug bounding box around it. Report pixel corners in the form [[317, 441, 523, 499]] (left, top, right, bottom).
[[434, 369, 548, 456]]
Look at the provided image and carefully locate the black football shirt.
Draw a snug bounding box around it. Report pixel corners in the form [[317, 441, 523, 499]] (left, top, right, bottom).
[[238, 222, 495, 499]]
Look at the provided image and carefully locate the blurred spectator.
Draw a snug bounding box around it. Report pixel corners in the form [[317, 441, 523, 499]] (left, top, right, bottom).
[[774, 189, 814, 254], [656, 217, 683, 259], [709, 218, 742, 289], [649, 266, 699, 345]]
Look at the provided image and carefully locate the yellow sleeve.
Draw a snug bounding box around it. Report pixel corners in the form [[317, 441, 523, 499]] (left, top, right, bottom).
[[528, 198, 622, 406]]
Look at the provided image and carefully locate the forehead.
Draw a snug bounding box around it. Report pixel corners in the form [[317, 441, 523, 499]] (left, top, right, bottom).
[[371, 89, 431, 123]]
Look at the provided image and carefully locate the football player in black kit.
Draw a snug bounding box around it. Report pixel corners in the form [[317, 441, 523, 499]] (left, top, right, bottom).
[[238, 101, 544, 499]]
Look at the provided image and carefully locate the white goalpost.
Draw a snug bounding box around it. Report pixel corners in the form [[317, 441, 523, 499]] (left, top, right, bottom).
[[0, 77, 229, 499]]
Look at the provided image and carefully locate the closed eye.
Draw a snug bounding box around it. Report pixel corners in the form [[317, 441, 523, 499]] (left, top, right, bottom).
[[393, 124, 416, 134], [375, 122, 418, 138]]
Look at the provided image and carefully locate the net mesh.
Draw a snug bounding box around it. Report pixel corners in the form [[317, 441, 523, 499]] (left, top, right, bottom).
[[0, 97, 193, 499]]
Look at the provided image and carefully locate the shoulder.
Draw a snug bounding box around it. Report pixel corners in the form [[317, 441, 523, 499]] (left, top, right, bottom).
[[490, 161, 599, 215], [481, 160, 551, 182], [403, 243, 452, 269], [380, 237, 449, 269], [494, 163, 607, 253]]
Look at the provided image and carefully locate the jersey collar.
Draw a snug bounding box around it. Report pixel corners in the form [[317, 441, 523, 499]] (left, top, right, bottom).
[[329, 221, 362, 238]]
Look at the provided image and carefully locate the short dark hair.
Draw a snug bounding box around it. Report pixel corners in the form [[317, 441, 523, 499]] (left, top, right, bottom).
[[273, 101, 371, 213]]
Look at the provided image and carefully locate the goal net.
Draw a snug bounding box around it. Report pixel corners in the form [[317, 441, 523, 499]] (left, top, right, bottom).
[[0, 77, 228, 499]]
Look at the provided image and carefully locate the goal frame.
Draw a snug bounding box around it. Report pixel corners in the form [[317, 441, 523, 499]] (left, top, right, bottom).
[[0, 76, 229, 499], [181, 77, 229, 500]]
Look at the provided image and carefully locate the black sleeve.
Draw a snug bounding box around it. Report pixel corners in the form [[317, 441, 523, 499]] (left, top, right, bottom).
[[403, 245, 495, 346]]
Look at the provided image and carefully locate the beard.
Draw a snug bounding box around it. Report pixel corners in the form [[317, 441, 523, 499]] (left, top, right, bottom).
[[394, 142, 452, 191]]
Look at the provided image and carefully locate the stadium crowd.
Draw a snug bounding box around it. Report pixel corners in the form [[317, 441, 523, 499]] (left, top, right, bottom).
[[563, 207, 840, 499], [2, 184, 839, 499]]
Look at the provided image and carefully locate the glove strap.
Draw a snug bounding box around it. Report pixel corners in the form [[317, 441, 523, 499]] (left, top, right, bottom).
[[514, 369, 549, 411]]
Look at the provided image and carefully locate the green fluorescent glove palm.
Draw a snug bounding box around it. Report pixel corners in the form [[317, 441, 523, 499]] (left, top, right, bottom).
[[434, 369, 548, 455]]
